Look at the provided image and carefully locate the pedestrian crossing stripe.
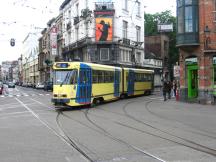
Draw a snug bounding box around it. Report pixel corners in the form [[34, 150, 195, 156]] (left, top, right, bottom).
[[0, 93, 50, 98]]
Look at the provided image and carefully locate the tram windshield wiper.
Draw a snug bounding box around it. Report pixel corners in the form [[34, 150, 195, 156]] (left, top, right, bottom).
[[60, 71, 72, 87]]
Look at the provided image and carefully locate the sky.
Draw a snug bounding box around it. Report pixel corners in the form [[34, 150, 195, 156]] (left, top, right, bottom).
[[0, 0, 176, 64]]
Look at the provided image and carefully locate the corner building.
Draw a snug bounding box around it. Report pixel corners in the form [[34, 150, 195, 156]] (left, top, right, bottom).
[[60, 0, 145, 67], [177, 0, 216, 104]]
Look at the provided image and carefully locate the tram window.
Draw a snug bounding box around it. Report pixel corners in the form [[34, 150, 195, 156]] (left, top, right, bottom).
[[92, 70, 114, 83], [104, 71, 114, 83], [110, 71, 114, 82], [104, 71, 109, 83], [92, 70, 98, 83], [98, 71, 104, 83], [70, 70, 77, 84], [146, 74, 151, 81]]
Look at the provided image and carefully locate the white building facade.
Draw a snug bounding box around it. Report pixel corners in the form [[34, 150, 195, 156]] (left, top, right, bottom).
[[60, 0, 145, 67], [22, 33, 40, 85]]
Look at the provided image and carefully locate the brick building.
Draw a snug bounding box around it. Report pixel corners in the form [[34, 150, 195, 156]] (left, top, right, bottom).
[[177, 0, 216, 104]]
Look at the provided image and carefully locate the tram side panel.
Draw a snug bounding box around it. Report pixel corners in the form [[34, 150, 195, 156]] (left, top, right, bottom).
[[91, 67, 122, 102], [123, 68, 153, 97]]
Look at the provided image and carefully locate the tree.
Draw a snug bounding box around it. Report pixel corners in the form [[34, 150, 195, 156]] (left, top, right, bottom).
[[144, 10, 178, 80]]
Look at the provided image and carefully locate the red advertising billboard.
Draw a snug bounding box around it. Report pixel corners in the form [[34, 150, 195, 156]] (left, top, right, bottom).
[[95, 17, 113, 42]]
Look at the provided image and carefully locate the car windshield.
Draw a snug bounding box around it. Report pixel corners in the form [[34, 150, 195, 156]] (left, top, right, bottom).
[[53, 70, 77, 85]]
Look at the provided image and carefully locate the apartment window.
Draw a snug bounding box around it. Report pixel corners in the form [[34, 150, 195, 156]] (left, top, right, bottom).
[[136, 52, 141, 63], [68, 10, 71, 20], [185, 6, 193, 32], [75, 27, 79, 40], [76, 3, 79, 16], [120, 49, 131, 62], [123, 21, 128, 39], [124, 0, 128, 10], [136, 1, 141, 16], [42, 39, 46, 49], [185, 0, 192, 5], [136, 26, 141, 42], [68, 31, 71, 44], [177, 7, 184, 33], [177, 0, 183, 7], [100, 48, 109, 61]]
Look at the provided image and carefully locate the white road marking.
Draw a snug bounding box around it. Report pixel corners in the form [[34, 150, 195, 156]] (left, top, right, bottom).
[[131, 146, 167, 162], [29, 98, 54, 109], [15, 97, 89, 161]]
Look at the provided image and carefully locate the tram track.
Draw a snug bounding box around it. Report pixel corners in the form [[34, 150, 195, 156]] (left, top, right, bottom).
[[15, 97, 96, 162], [82, 108, 167, 162], [56, 111, 96, 162], [26, 97, 216, 160], [144, 100, 216, 139], [121, 100, 216, 157], [80, 98, 216, 157], [98, 98, 216, 140]]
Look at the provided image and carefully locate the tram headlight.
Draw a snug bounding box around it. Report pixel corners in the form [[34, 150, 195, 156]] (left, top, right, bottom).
[[62, 94, 67, 97]]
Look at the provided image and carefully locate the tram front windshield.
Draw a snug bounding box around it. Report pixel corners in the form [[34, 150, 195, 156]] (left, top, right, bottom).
[[54, 70, 77, 85]]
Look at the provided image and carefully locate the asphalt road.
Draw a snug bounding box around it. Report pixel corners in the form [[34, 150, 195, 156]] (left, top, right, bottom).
[[0, 85, 216, 162]]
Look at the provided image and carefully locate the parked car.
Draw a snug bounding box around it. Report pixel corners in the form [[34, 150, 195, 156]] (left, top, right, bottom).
[[27, 82, 33, 87], [36, 82, 44, 89], [8, 82, 15, 88], [22, 82, 28, 87], [44, 81, 53, 91]]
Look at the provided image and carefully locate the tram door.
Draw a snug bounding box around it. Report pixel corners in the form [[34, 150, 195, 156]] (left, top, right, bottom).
[[114, 69, 120, 97], [127, 70, 135, 95], [76, 66, 92, 104], [188, 68, 198, 98]]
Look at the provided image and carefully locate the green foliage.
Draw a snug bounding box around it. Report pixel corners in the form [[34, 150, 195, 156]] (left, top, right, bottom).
[[145, 10, 179, 80]]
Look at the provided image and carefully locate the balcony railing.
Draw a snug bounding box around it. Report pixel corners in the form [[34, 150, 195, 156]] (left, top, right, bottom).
[[95, 2, 114, 11], [122, 38, 130, 45]]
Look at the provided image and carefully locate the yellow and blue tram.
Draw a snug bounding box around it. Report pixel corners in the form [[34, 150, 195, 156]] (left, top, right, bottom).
[[52, 62, 154, 107]]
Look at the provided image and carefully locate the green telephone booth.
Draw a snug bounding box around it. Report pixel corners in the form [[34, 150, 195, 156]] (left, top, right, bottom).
[[186, 57, 198, 99]]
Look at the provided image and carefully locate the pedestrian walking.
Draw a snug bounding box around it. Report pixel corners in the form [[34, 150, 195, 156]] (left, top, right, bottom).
[[173, 80, 177, 97], [163, 80, 169, 101], [167, 81, 172, 99]]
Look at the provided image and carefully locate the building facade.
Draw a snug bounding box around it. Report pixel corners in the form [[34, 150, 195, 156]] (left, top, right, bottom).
[[38, 15, 63, 83], [60, 0, 145, 67], [177, 0, 216, 104], [145, 35, 170, 86], [22, 33, 40, 85]]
